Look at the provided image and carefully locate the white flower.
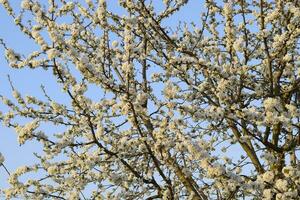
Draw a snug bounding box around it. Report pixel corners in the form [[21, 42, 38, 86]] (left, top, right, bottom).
[[282, 166, 295, 177], [12, 90, 21, 99], [233, 36, 244, 51], [32, 3, 41, 13], [136, 93, 147, 105], [47, 48, 59, 60], [275, 179, 288, 192], [263, 98, 283, 125], [5, 49, 20, 63], [50, 101, 64, 114], [0, 0, 8, 4], [15, 120, 39, 145], [235, 167, 241, 174], [162, 188, 171, 200], [21, 0, 30, 9], [15, 166, 28, 175], [223, 2, 233, 17], [263, 98, 280, 111], [0, 152, 4, 164], [285, 104, 298, 117], [47, 165, 58, 175], [164, 81, 179, 99], [283, 54, 292, 62], [282, 191, 298, 198], [263, 189, 273, 200], [262, 171, 274, 183], [207, 164, 224, 177], [69, 191, 80, 200], [121, 62, 133, 74]]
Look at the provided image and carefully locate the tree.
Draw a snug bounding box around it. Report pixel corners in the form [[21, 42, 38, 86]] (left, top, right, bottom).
[[0, 0, 300, 199]]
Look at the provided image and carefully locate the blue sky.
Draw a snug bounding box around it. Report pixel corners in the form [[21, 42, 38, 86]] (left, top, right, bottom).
[[0, 0, 204, 193]]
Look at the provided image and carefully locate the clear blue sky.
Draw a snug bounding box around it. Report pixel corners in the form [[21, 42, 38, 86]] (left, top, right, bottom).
[[0, 0, 203, 192]]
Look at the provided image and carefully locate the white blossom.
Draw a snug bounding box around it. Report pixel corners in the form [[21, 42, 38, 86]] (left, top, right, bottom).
[[0, 152, 4, 164], [47, 48, 59, 60], [261, 171, 275, 183], [275, 179, 288, 192], [20, 0, 30, 9], [15, 120, 39, 145], [263, 189, 273, 200], [164, 81, 179, 99]]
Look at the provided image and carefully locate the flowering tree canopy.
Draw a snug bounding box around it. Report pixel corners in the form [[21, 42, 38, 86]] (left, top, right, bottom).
[[0, 0, 300, 199]]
